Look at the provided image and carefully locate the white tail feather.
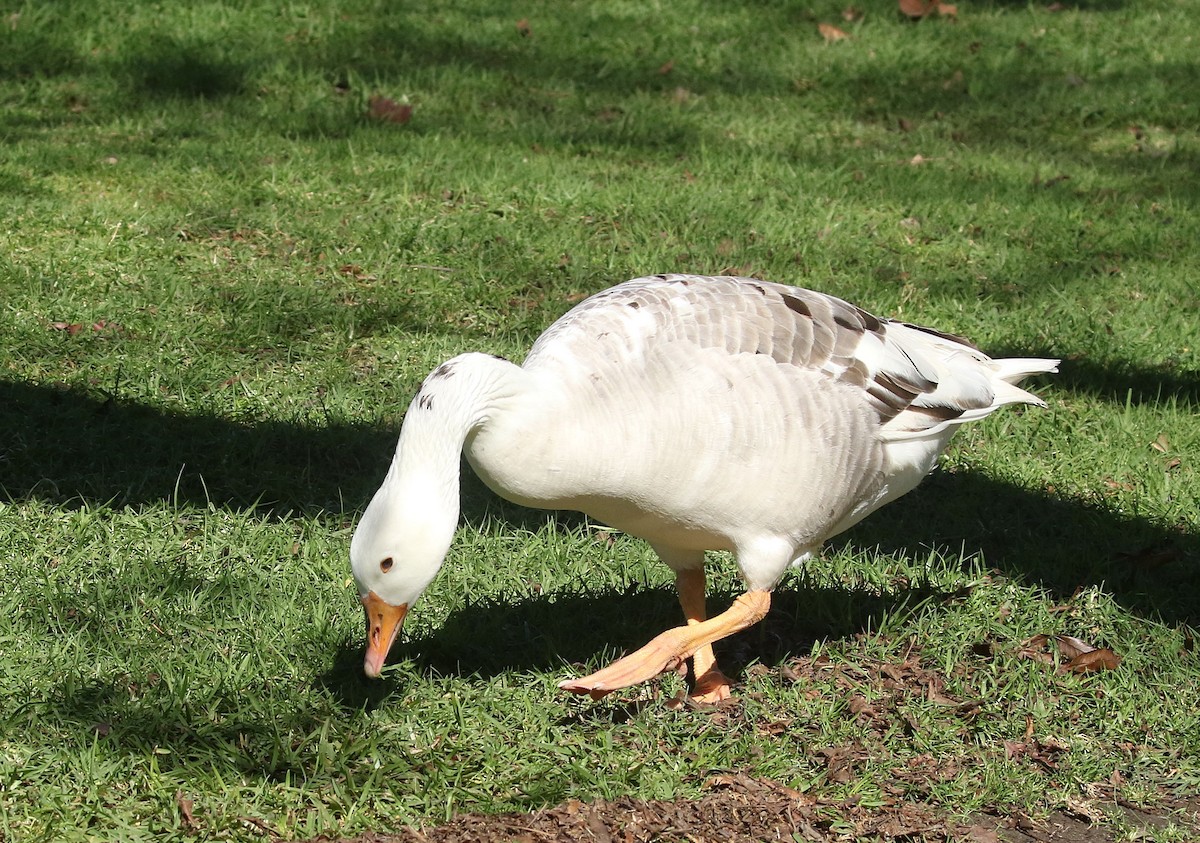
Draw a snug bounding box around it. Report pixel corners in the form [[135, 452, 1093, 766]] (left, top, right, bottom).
[[992, 357, 1060, 385]]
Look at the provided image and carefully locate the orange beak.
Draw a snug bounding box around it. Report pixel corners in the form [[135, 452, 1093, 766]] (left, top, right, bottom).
[[361, 590, 408, 678]]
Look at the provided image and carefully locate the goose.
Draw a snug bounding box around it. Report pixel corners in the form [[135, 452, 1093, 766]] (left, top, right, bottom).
[[350, 274, 1057, 703]]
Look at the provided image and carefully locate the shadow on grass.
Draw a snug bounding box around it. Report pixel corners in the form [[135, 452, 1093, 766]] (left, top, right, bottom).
[[1052, 355, 1200, 406], [0, 378, 548, 531], [386, 581, 946, 682], [318, 468, 1196, 693], [15, 378, 1196, 768], [122, 36, 250, 99], [307, 578, 949, 722], [5, 375, 1197, 612]]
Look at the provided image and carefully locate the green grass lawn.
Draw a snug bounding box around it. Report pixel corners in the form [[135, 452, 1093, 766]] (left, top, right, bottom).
[[2, 0, 1198, 840]]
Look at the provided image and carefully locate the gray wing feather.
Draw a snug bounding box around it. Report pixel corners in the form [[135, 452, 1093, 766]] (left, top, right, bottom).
[[525, 274, 1001, 431]]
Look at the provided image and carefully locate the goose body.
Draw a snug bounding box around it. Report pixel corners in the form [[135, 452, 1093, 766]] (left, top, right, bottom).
[[351, 274, 1057, 701]]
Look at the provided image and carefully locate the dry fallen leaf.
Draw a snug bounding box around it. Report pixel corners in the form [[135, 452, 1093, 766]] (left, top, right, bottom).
[[1054, 635, 1094, 660], [515, 18, 531, 37], [367, 95, 413, 124], [842, 6, 865, 21], [1064, 647, 1121, 673], [1150, 432, 1170, 453], [1017, 634, 1122, 673], [899, 0, 936, 16], [899, 0, 957, 18], [818, 22, 850, 42], [657, 59, 674, 75], [176, 790, 197, 830]]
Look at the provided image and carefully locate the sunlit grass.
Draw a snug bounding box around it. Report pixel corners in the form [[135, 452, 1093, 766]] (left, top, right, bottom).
[[1, 0, 1198, 840]]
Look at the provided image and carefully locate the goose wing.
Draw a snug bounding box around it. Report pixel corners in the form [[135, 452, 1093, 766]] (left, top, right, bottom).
[[525, 274, 1040, 439]]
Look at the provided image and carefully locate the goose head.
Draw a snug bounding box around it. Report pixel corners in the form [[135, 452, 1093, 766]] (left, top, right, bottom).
[[350, 471, 458, 677]]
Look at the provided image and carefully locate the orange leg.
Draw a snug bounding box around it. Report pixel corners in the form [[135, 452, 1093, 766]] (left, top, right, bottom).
[[559, 588, 771, 700], [675, 567, 733, 703]]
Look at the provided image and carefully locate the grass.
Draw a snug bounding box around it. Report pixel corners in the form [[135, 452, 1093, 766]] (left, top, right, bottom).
[[1, 0, 1198, 840]]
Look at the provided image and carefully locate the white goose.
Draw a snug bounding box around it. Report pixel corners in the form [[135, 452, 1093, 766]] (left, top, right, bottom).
[[351, 274, 1057, 703]]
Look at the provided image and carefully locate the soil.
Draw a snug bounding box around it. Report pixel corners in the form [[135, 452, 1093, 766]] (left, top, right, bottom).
[[299, 776, 1199, 843], [299, 643, 1198, 843]]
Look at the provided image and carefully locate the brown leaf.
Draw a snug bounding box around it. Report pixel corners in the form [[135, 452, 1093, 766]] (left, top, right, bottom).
[[1019, 634, 1121, 673], [1150, 432, 1170, 453], [1065, 648, 1121, 673], [898, 0, 936, 18], [842, 6, 865, 21], [1004, 740, 1027, 760], [657, 59, 674, 75], [849, 694, 875, 716], [899, 0, 956, 17], [925, 680, 960, 706], [51, 322, 83, 335], [1054, 635, 1095, 660], [515, 18, 531, 37], [818, 746, 860, 783], [818, 22, 850, 42], [337, 263, 376, 280], [779, 662, 803, 683], [1016, 634, 1055, 664], [367, 95, 412, 124], [176, 790, 197, 830]]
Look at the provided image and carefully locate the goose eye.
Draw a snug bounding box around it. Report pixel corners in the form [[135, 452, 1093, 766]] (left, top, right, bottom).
[[379, 557, 394, 573]]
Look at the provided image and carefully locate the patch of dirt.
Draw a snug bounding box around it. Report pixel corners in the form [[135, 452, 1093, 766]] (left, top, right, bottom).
[[298, 640, 1199, 843], [300, 774, 984, 841], [999, 795, 1200, 842], [294, 777, 1198, 843]]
